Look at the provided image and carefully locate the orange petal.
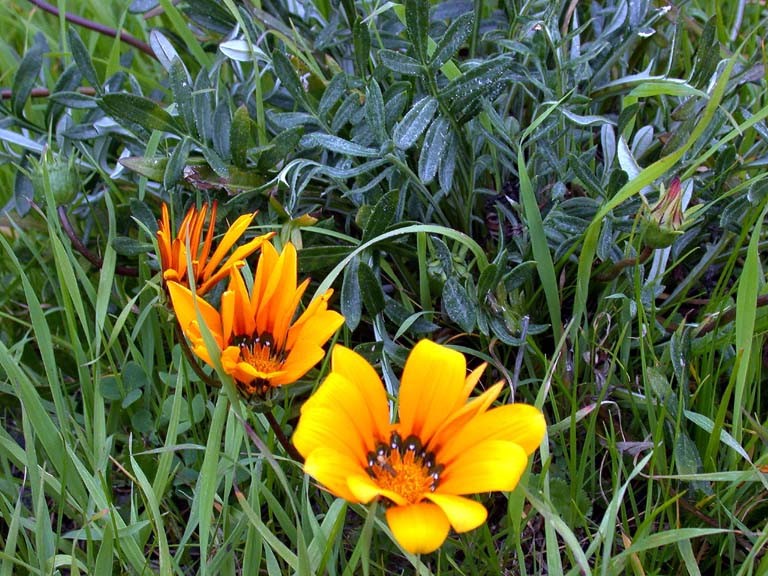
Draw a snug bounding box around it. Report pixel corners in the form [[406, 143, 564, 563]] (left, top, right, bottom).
[[398, 340, 467, 442], [286, 288, 334, 350], [195, 201, 216, 275], [252, 242, 279, 333], [261, 243, 298, 335], [385, 502, 450, 554], [188, 203, 208, 266], [425, 493, 488, 533], [227, 267, 256, 337], [167, 281, 224, 347], [437, 403, 546, 465], [438, 440, 528, 495], [303, 446, 367, 503], [220, 289, 235, 344], [269, 338, 325, 386], [272, 278, 308, 350], [202, 212, 256, 279]]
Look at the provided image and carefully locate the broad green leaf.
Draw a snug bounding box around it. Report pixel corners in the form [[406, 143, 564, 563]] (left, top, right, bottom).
[[405, 0, 429, 63], [67, 28, 100, 93], [169, 58, 195, 134], [341, 258, 362, 331], [318, 73, 348, 119], [231, 105, 252, 169], [193, 69, 213, 143], [100, 93, 181, 135], [353, 18, 371, 75], [442, 276, 475, 333], [418, 115, 450, 184], [362, 190, 400, 242], [119, 156, 168, 181], [163, 136, 191, 189], [272, 50, 312, 111], [379, 49, 423, 76], [12, 40, 45, 117], [302, 133, 379, 157], [393, 95, 438, 149], [443, 56, 514, 122], [358, 262, 386, 315], [365, 79, 386, 143], [430, 11, 474, 70]]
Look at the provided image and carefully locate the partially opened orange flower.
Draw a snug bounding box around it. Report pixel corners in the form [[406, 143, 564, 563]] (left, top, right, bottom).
[[157, 201, 274, 295], [167, 241, 345, 396], [293, 340, 546, 554]]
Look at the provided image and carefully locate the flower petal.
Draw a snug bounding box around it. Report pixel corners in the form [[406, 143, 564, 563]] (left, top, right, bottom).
[[437, 440, 528, 495], [293, 372, 383, 462], [437, 403, 546, 465], [304, 447, 367, 503], [167, 281, 224, 346], [385, 502, 450, 554], [347, 473, 406, 506], [398, 340, 467, 442], [425, 493, 488, 533], [328, 345, 390, 440], [202, 212, 256, 279], [270, 338, 325, 386]]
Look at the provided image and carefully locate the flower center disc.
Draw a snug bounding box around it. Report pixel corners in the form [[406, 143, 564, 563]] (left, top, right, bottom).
[[240, 342, 282, 375], [367, 433, 444, 505]]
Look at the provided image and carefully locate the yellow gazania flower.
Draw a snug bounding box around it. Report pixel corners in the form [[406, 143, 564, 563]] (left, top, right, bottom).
[[157, 201, 273, 295], [293, 340, 546, 555], [167, 241, 345, 396]]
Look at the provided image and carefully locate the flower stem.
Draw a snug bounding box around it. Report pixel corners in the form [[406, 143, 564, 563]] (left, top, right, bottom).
[[27, 0, 156, 59], [264, 410, 303, 462]]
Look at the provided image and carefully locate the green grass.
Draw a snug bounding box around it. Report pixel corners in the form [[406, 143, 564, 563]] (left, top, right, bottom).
[[1, 0, 767, 573]]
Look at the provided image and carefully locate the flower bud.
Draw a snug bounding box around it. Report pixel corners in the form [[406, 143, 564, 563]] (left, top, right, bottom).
[[642, 176, 684, 249]]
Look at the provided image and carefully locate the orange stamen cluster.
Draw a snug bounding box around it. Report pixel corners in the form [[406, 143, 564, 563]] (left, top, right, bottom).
[[366, 432, 444, 504]]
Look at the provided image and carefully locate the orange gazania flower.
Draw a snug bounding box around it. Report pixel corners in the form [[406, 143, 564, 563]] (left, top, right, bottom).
[[167, 241, 345, 395], [293, 340, 546, 554], [157, 201, 274, 295]]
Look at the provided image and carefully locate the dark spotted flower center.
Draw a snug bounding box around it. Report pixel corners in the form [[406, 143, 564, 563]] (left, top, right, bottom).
[[366, 432, 444, 505]]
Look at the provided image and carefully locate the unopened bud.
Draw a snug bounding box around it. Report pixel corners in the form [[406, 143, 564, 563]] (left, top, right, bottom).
[[642, 177, 684, 249]]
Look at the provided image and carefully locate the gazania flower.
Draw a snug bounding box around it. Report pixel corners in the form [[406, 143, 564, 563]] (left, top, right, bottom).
[[157, 201, 273, 295], [168, 241, 345, 396], [293, 340, 546, 554]]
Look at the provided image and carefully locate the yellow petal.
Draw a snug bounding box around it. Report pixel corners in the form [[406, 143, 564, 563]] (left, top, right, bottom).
[[385, 502, 450, 554], [425, 493, 488, 533], [398, 340, 467, 442], [328, 345, 390, 440], [167, 281, 224, 347], [303, 447, 366, 503], [227, 231, 274, 267], [438, 440, 528, 495], [293, 373, 382, 461], [292, 402, 371, 467], [437, 403, 546, 465], [347, 474, 407, 506], [429, 382, 504, 451]]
